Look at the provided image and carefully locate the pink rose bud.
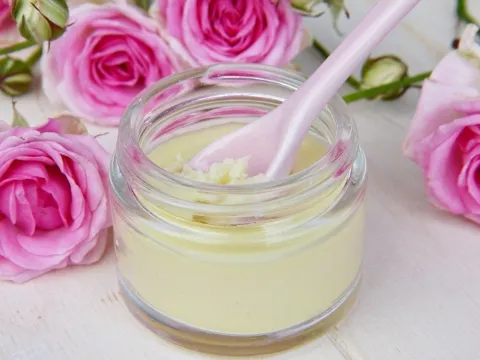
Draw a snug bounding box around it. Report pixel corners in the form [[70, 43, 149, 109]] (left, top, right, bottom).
[[150, 0, 311, 67], [41, 3, 185, 126], [403, 25, 480, 226], [0, 119, 112, 283]]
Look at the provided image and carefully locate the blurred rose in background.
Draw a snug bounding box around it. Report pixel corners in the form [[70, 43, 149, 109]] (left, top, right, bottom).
[[150, 0, 312, 67]]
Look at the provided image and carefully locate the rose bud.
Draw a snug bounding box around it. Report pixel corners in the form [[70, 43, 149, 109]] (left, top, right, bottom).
[[0, 57, 32, 96], [360, 55, 409, 100], [12, 0, 69, 43]]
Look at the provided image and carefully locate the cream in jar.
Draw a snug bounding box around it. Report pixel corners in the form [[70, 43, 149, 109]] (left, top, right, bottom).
[[110, 65, 367, 356]]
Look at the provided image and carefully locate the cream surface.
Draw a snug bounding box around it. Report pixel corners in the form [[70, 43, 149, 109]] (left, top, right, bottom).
[[116, 123, 364, 335], [153, 122, 325, 176]]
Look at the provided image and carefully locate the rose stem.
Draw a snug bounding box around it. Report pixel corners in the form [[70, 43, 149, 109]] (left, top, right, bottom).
[[25, 46, 43, 67], [312, 38, 362, 89], [456, 0, 479, 25], [0, 40, 35, 56], [342, 71, 431, 103]]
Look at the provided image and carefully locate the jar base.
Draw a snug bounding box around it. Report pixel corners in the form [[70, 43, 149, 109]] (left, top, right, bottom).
[[118, 274, 360, 357]]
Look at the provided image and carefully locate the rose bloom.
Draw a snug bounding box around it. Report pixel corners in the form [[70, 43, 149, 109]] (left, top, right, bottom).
[[150, 0, 311, 67], [0, 119, 111, 283], [0, 0, 13, 32], [0, 0, 19, 45], [403, 25, 480, 225], [41, 3, 185, 126]]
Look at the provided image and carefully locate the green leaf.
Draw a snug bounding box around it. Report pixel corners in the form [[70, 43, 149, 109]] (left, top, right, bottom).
[[290, 0, 325, 16], [456, 0, 480, 26], [289, 0, 350, 30], [35, 0, 69, 27], [324, 0, 349, 34], [11, 102, 29, 127], [134, 0, 150, 12]]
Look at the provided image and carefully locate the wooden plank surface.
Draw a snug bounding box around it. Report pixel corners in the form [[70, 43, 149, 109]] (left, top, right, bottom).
[[1, 1, 480, 359]]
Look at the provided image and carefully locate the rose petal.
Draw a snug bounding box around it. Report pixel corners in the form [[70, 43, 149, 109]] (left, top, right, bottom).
[[0, 161, 48, 187], [0, 149, 55, 178], [63, 134, 110, 182], [403, 80, 480, 163], [453, 99, 480, 115], [70, 228, 109, 264], [403, 50, 480, 162], [457, 143, 480, 212], [0, 183, 17, 225], [12, 182, 37, 235], [430, 51, 480, 88], [67, 159, 87, 193], [0, 255, 61, 283], [465, 213, 480, 225], [35, 119, 62, 134], [0, 220, 68, 269], [423, 132, 466, 213], [465, 155, 480, 204], [415, 115, 480, 215], [87, 195, 108, 238], [39, 167, 71, 228], [16, 217, 90, 258]]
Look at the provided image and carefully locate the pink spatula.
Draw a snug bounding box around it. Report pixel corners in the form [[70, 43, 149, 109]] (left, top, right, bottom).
[[189, 0, 422, 179]]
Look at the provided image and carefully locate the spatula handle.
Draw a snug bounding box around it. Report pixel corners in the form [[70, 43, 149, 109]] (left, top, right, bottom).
[[267, 0, 422, 178]]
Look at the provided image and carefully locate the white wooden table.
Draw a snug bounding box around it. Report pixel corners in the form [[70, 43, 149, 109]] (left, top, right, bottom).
[[1, 1, 480, 359]]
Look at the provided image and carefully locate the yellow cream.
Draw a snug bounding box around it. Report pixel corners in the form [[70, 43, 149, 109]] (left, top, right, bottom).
[[167, 156, 267, 185], [115, 123, 364, 335]]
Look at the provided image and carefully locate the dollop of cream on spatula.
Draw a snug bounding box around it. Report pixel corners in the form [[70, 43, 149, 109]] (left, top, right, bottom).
[[168, 155, 267, 185]]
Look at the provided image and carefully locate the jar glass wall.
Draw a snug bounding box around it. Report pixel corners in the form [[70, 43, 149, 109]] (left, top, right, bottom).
[[109, 64, 367, 356]]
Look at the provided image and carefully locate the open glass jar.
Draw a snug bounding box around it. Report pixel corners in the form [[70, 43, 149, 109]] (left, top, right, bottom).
[[109, 64, 367, 356]]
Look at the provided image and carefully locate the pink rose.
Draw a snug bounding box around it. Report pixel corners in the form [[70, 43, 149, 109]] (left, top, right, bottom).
[[0, 0, 13, 31], [0, 0, 19, 45], [150, 0, 311, 67], [41, 3, 185, 126], [403, 26, 480, 225], [0, 119, 111, 283]]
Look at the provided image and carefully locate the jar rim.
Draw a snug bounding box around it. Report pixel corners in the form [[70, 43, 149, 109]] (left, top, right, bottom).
[[116, 63, 358, 196]]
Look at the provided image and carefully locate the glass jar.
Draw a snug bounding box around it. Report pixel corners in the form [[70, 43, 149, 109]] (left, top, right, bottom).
[[109, 64, 367, 356]]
